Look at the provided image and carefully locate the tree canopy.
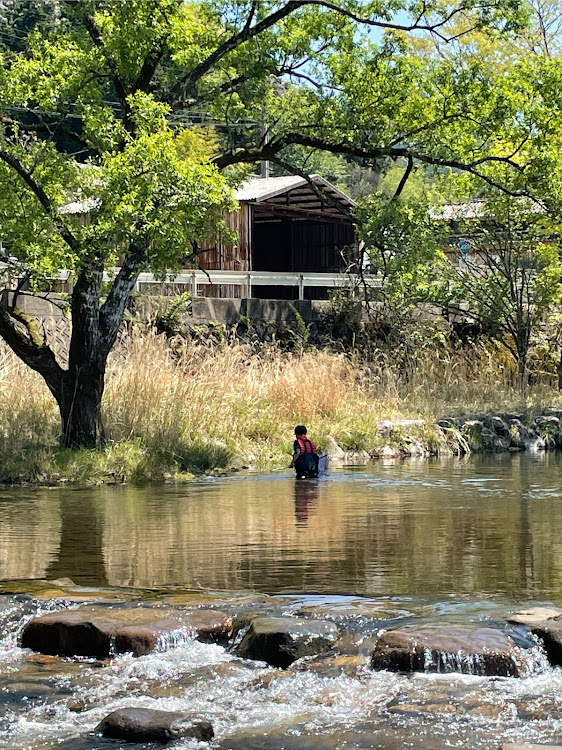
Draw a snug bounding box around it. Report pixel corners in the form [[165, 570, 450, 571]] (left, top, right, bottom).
[[0, 0, 557, 445]]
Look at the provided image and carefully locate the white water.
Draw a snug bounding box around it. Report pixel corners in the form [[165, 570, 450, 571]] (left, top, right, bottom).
[[1, 596, 561, 750]]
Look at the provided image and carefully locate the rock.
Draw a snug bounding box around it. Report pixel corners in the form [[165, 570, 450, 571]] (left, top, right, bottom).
[[371, 445, 402, 459], [342, 450, 370, 464], [508, 419, 545, 452], [508, 606, 562, 625], [233, 616, 339, 669], [21, 606, 230, 658], [371, 626, 522, 676], [502, 746, 562, 750], [403, 440, 428, 457], [324, 436, 345, 461], [508, 607, 562, 666], [96, 707, 213, 743], [483, 416, 512, 450], [437, 418, 461, 429], [462, 419, 514, 452], [533, 416, 561, 449], [461, 420, 488, 452]]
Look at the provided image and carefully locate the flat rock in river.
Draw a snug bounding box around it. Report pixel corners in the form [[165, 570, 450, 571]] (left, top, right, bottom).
[[508, 607, 562, 666], [233, 616, 339, 669], [96, 707, 213, 743], [21, 605, 230, 658], [371, 625, 522, 676]]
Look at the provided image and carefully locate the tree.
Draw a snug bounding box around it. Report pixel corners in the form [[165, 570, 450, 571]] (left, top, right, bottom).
[[0, 0, 539, 446], [441, 194, 562, 392]]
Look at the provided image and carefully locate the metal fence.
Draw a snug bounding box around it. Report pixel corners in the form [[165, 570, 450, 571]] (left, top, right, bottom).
[[133, 270, 380, 300]]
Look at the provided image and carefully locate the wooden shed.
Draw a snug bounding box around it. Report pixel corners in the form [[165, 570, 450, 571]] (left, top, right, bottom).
[[197, 174, 357, 299]]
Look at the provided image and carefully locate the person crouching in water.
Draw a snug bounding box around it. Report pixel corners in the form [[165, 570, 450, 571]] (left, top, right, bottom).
[[289, 425, 319, 479]]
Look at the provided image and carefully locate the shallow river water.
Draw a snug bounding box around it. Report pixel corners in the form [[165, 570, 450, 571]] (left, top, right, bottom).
[[1, 453, 562, 749]]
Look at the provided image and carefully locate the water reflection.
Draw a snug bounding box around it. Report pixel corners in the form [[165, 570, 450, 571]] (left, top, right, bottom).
[[0, 454, 562, 599], [0, 493, 61, 580], [293, 478, 320, 526]]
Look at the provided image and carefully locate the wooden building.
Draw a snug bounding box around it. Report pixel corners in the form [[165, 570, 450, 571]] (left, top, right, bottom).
[[197, 174, 357, 299], [57, 173, 358, 300]]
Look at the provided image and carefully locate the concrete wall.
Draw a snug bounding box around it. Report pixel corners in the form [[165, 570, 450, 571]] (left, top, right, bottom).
[[190, 297, 339, 326], [0, 291, 66, 318]]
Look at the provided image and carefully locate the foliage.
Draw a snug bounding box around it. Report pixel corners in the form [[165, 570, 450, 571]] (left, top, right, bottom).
[[356, 193, 449, 308], [440, 193, 562, 390], [0, 0, 555, 447]]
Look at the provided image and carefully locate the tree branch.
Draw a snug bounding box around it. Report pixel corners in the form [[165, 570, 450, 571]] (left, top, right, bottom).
[[99, 240, 149, 357], [0, 148, 80, 253], [0, 306, 64, 397]]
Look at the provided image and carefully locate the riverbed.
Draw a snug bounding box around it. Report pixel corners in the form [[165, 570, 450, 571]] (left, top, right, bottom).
[[1, 453, 562, 748]]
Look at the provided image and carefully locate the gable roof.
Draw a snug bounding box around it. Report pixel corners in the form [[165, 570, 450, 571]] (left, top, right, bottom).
[[235, 174, 356, 209], [58, 173, 355, 218]]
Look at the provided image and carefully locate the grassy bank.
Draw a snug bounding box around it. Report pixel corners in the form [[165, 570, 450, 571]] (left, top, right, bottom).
[[1, 329, 561, 484]]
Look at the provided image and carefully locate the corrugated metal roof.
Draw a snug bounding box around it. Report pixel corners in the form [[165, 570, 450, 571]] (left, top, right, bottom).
[[235, 173, 355, 207], [59, 174, 355, 215], [429, 201, 488, 221], [430, 199, 545, 221]]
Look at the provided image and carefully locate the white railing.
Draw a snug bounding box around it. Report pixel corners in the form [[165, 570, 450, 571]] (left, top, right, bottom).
[[134, 270, 380, 300]]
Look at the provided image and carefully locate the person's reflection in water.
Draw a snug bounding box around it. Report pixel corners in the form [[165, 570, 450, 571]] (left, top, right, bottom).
[[294, 479, 320, 527]]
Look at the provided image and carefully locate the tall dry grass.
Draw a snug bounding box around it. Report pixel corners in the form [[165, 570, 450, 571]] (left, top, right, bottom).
[[0, 328, 560, 482]]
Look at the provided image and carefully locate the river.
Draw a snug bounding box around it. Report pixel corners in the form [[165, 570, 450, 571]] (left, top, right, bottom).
[[1, 453, 561, 748]]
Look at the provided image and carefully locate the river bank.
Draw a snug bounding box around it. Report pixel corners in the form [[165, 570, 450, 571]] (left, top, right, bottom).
[[1, 330, 562, 484]]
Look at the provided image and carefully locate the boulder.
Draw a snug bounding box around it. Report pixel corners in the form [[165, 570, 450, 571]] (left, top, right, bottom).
[[96, 707, 213, 743], [461, 420, 494, 452], [483, 416, 512, 450], [533, 416, 561, 449], [21, 606, 230, 658], [508, 607, 562, 666], [371, 626, 522, 676], [508, 419, 545, 452], [323, 436, 345, 461], [233, 616, 339, 669]]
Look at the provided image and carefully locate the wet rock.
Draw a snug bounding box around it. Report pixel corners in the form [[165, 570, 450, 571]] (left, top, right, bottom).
[[502, 746, 562, 750], [291, 652, 365, 678], [96, 707, 213, 743], [508, 607, 562, 666], [533, 416, 561, 449], [21, 605, 230, 658], [233, 616, 339, 669], [371, 626, 522, 676]]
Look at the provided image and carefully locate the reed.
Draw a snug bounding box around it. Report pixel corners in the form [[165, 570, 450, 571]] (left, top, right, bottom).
[[0, 329, 559, 483]]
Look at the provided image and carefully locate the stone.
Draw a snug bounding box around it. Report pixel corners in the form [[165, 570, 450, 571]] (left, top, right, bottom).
[[508, 419, 545, 452], [372, 445, 402, 459], [483, 416, 512, 450], [461, 420, 488, 452], [502, 746, 562, 750], [324, 436, 345, 461], [233, 616, 339, 669], [508, 607, 562, 666], [371, 626, 522, 676], [533, 416, 561, 449], [21, 606, 230, 658], [96, 707, 213, 744], [342, 450, 370, 464]]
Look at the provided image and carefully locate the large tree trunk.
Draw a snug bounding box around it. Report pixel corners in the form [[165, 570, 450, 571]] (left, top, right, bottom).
[[59, 365, 105, 448], [0, 247, 144, 449]]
